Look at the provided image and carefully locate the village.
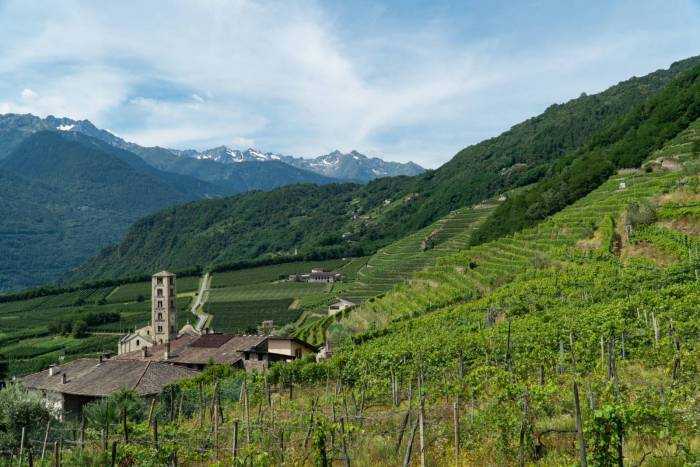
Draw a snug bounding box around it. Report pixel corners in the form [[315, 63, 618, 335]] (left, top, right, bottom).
[[16, 271, 333, 419]]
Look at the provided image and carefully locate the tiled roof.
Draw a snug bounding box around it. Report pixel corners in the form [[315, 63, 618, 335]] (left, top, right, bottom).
[[113, 334, 269, 365], [153, 271, 175, 277], [18, 359, 199, 397]]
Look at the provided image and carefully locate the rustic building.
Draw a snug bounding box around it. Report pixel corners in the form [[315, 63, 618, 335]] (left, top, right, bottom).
[[18, 358, 198, 418], [114, 333, 318, 371], [328, 298, 356, 315]]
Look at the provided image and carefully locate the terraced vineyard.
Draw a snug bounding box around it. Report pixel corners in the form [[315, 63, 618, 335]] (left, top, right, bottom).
[[292, 121, 700, 346], [333, 121, 700, 339], [294, 203, 497, 343], [205, 299, 299, 333], [210, 259, 351, 288], [337, 204, 497, 302]]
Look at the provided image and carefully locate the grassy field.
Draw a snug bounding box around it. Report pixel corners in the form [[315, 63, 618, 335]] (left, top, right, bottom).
[[105, 275, 200, 304], [0, 287, 193, 376], [208, 282, 329, 302], [204, 299, 299, 333], [210, 259, 351, 288]]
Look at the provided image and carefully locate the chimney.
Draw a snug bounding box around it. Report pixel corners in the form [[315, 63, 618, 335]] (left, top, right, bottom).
[[164, 342, 171, 360], [48, 365, 59, 376], [61, 374, 67, 384]]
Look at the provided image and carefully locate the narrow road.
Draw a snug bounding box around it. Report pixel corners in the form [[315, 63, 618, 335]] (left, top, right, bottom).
[[191, 272, 211, 331]]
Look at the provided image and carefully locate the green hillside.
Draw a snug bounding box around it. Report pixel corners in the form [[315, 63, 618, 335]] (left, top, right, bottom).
[[0, 131, 212, 291], [0, 275, 203, 377], [13, 116, 700, 467], [68, 56, 700, 282]]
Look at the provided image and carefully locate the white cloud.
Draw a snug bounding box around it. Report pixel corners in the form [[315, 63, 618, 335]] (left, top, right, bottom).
[[20, 88, 38, 100], [0, 0, 699, 167]]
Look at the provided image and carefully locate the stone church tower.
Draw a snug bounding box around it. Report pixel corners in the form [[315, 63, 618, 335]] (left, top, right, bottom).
[[152, 271, 177, 343]]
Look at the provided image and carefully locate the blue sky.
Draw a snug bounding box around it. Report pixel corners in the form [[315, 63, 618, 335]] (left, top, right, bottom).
[[0, 1, 699, 167]]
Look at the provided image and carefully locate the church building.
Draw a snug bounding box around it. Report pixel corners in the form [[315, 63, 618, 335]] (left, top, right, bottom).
[[118, 271, 195, 355]]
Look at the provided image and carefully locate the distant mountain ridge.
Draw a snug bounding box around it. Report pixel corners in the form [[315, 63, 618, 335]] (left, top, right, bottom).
[[192, 147, 425, 182], [0, 114, 344, 194], [0, 114, 420, 185], [0, 131, 213, 291]]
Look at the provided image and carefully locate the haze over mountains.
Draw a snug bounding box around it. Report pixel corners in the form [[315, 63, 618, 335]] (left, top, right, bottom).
[[0, 114, 422, 291]]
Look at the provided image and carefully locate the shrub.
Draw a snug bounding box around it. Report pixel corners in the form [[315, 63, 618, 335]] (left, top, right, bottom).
[[624, 200, 657, 227], [0, 384, 53, 452]]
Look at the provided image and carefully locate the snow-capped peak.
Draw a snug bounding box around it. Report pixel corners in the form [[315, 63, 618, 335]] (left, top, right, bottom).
[[56, 124, 75, 131], [184, 146, 425, 182]]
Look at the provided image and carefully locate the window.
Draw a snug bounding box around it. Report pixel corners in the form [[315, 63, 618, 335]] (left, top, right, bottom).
[[257, 353, 263, 361], [244, 352, 250, 360], [170, 299, 174, 308], [136, 339, 140, 346], [157, 301, 163, 308], [157, 313, 163, 320], [157, 289, 163, 297], [169, 288, 173, 295], [294, 349, 302, 358], [157, 277, 163, 285], [157, 326, 163, 333], [170, 325, 174, 333]]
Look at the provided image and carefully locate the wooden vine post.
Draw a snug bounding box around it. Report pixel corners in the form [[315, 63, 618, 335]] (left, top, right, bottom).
[[453, 398, 460, 466], [418, 396, 426, 467], [232, 419, 239, 461], [121, 405, 128, 444], [41, 420, 51, 462], [573, 381, 587, 467], [339, 417, 351, 467]]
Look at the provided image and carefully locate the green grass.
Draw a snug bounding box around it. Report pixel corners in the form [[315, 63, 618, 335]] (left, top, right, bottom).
[[205, 299, 299, 333], [1, 334, 119, 377], [210, 259, 351, 288], [208, 282, 329, 302], [106, 276, 200, 303]]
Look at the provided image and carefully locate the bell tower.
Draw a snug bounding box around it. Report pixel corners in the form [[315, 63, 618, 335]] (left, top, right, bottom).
[[152, 271, 177, 343]]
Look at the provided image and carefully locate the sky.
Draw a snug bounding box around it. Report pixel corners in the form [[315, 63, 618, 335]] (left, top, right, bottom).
[[0, 1, 699, 168]]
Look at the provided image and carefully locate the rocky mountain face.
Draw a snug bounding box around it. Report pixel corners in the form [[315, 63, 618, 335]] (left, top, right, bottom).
[[192, 147, 425, 182]]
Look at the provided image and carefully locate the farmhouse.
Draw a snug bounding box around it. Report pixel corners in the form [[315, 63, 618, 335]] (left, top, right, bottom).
[[328, 298, 356, 315], [18, 357, 198, 419], [288, 268, 344, 283], [114, 333, 318, 371]]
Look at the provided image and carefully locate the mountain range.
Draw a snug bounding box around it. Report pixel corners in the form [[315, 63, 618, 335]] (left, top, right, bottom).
[[192, 147, 425, 182], [0, 115, 421, 291], [66, 55, 700, 282]]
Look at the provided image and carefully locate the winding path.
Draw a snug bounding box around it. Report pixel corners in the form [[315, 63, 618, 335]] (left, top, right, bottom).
[[190, 272, 212, 331]]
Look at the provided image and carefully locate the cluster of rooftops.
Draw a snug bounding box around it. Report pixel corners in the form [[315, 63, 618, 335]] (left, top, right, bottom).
[[14, 270, 322, 417]]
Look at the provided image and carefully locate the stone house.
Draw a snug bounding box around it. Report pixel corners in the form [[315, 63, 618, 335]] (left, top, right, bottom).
[[18, 357, 198, 419], [114, 333, 318, 372], [328, 298, 356, 315]]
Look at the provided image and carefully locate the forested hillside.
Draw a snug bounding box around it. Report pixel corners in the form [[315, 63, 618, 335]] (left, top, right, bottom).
[[0, 132, 213, 291], [472, 59, 700, 244], [71, 56, 700, 281]]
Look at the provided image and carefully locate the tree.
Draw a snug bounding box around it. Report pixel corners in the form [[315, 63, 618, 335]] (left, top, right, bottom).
[[84, 397, 120, 450], [0, 384, 53, 452], [692, 140, 700, 157], [109, 388, 146, 422], [71, 320, 89, 338]]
